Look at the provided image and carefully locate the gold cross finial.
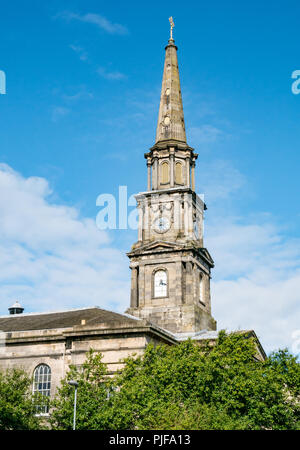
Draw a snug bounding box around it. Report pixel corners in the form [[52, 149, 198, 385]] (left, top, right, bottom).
[[169, 16, 175, 40]]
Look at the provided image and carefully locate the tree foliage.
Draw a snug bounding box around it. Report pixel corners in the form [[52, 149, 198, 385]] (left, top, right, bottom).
[[50, 332, 300, 430], [0, 368, 45, 430], [50, 349, 111, 430]]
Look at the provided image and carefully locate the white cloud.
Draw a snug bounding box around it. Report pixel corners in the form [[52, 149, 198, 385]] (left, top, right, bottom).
[[207, 217, 300, 355], [197, 159, 246, 203], [62, 88, 93, 102], [69, 44, 88, 61], [97, 66, 126, 81], [189, 124, 223, 144], [51, 106, 70, 122], [197, 159, 300, 355], [59, 11, 128, 35], [0, 164, 130, 315], [0, 162, 299, 356]]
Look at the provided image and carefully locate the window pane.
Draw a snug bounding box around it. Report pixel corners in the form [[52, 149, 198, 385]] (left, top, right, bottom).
[[200, 275, 205, 303], [154, 270, 167, 297], [33, 364, 51, 414]]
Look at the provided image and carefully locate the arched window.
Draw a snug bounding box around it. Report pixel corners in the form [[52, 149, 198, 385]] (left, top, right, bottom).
[[154, 270, 168, 298], [33, 364, 51, 414], [161, 162, 169, 184], [199, 274, 205, 305], [175, 162, 183, 184]]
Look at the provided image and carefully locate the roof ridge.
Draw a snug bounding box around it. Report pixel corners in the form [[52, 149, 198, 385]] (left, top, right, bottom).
[[0, 305, 103, 319]]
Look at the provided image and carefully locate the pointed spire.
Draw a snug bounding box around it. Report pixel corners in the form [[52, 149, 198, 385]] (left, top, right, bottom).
[[155, 18, 186, 144]]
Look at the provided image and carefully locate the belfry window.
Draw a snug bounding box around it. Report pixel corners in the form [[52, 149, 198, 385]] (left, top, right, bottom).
[[175, 162, 183, 184], [154, 270, 168, 297], [33, 364, 51, 414], [199, 274, 205, 305], [161, 161, 169, 184]]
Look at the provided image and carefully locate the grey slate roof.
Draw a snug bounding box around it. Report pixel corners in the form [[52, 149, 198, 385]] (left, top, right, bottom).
[[0, 307, 141, 332]]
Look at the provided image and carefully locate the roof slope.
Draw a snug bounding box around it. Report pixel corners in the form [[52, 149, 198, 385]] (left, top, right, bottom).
[[0, 307, 140, 332]]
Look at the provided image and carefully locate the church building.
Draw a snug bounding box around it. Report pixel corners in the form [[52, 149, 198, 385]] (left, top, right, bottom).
[[0, 22, 266, 414]]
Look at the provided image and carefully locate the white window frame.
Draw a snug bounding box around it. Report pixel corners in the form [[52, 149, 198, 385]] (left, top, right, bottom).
[[153, 270, 168, 298], [33, 364, 51, 415], [199, 273, 205, 305]]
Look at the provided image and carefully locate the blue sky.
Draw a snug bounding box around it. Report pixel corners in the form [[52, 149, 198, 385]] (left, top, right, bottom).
[[0, 0, 300, 355]]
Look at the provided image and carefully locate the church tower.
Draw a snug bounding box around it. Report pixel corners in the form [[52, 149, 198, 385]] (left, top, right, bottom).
[[126, 19, 216, 334]]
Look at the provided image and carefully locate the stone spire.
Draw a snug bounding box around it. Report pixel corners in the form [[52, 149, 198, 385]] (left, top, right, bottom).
[[155, 19, 186, 144]]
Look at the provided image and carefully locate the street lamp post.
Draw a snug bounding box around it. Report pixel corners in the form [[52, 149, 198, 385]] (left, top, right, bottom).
[[68, 380, 78, 430]]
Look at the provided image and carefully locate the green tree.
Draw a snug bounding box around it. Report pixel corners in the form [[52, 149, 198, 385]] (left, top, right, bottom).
[[0, 368, 45, 430], [50, 332, 300, 430], [50, 349, 111, 430]]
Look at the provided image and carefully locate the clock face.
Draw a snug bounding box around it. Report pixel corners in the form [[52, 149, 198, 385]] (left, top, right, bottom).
[[153, 217, 170, 233]]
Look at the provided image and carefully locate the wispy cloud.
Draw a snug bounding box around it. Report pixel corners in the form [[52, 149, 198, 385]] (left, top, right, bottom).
[[58, 11, 128, 35], [51, 106, 70, 122], [69, 44, 88, 61], [198, 159, 246, 203], [97, 66, 126, 81], [188, 124, 223, 144], [62, 87, 93, 102]]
